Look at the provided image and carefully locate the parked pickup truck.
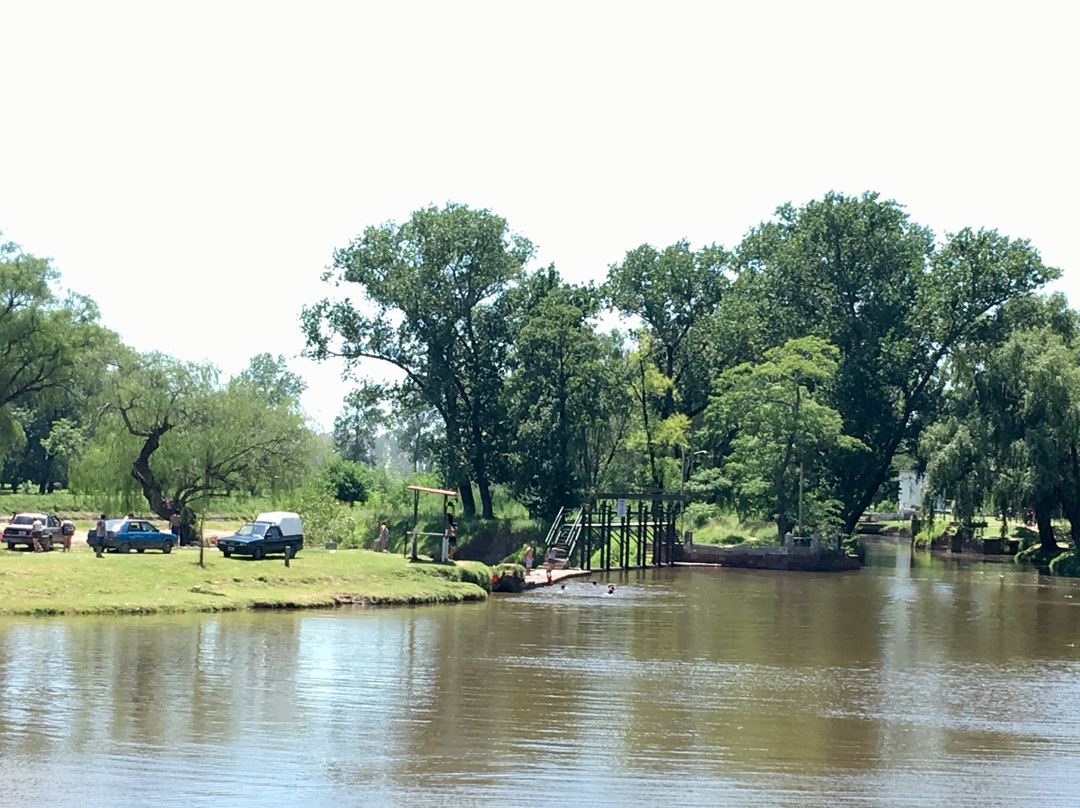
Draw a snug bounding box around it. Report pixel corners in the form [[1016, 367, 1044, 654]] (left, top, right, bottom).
[[4, 512, 62, 551], [217, 511, 304, 560]]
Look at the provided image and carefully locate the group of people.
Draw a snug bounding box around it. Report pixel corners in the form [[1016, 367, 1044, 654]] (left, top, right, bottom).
[[521, 544, 560, 576], [88, 512, 185, 557], [375, 511, 459, 561], [22, 514, 77, 552], [14, 511, 187, 557]]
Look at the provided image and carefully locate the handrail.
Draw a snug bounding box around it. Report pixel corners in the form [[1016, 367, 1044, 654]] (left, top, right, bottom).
[[561, 507, 585, 561], [543, 506, 565, 550]]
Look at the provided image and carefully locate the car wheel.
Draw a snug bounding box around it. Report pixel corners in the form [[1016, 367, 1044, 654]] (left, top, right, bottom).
[[252, 545, 266, 561], [119, 542, 131, 554], [6, 542, 14, 551], [42, 539, 53, 552], [222, 550, 231, 558], [162, 540, 172, 554]]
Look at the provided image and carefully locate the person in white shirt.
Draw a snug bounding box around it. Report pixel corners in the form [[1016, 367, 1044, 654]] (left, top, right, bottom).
[[31, 517, 44, 552]]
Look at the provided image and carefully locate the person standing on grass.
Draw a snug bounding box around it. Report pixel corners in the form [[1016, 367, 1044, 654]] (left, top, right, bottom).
[[61, 518, 75, 551], [170, 512, 182, 546], [378, 521, 389, 552], [94, 514, 107, 557], [31, 516, 44, 552]]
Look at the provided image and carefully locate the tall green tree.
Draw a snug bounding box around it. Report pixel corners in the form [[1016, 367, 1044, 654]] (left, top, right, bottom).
[[333, 384, 386, 465], [728, 192, 1057, 533], [0, 236, 113, 470], [302, 203, 534, 519], [3, 405, 86, 493], [606, 239, 730, 421], [503, 278, 630, 517], [705, 337, 864, 539], [625, 334, 690, 491], [388, 385, 439, 473], [236, 353, 307, 409]]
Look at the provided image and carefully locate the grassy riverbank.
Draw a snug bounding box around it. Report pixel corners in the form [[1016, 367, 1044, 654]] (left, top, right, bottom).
[[0, 545, 492, 616]]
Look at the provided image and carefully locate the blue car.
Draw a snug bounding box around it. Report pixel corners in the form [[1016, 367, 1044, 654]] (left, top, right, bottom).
[[87, 519, 177, 554]]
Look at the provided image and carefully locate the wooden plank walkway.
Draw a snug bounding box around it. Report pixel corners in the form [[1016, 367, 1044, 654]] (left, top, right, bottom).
[[523, 567, 593, 589]]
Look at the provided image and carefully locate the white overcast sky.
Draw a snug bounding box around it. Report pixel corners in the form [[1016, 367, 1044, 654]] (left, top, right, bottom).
[[2, 1, 1077, 431]]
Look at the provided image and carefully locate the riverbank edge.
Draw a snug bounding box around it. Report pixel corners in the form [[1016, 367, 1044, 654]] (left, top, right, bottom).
[[1, 585, 492, 618], [0, 549, 495, 617]]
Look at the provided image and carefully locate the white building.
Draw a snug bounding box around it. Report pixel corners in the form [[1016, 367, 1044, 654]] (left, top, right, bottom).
[[898, 471, 925, 516]]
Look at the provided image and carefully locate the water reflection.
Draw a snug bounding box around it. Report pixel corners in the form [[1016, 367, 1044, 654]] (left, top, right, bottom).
[[1, 541, 1080, 806]]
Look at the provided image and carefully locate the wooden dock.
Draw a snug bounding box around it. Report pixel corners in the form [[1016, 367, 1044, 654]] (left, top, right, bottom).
[[523, 567, 593, 589]]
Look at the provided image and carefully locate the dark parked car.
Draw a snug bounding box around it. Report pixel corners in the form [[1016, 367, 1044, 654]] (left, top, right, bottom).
[[4, 512, 62, 551], [87, 519, 177, 554]]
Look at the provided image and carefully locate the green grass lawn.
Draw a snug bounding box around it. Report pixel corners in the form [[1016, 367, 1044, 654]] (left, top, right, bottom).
[[685, 511, 775, 545], [0, 544, 492, 616]]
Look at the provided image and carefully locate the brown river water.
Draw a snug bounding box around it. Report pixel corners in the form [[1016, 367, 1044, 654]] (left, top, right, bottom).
[[1, 539, 1079, 807]]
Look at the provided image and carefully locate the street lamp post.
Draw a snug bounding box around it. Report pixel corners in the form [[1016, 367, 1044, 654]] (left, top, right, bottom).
[[679, 448, 708, 535]]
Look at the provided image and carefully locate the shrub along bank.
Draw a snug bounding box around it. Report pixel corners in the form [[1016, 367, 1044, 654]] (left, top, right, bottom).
[[0, 545, 492, 616]]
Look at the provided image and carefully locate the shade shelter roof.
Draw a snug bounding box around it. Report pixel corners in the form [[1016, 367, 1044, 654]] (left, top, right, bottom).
[[406, 485, 458, 497]]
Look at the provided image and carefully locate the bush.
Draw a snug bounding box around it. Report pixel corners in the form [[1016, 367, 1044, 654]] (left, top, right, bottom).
[[843, 535, 866, 564], [1048, 551, 1080, 577], [685, 502, 721, 529], [286, 482, 359, 547], [323, 457, 369, 505], [422, 561, 493, 592], [1015, 544, 1066, 568], [492, 563, 526, 592]]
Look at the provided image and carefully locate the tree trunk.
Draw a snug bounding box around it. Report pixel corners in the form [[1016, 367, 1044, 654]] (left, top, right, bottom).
[[1035, 503, 1057, 553], [458, 479, 476, 517], [177, 508, 197, 545], [1065, 444, 1080, 552], [1059, 498, 1080, 553], [468, 411, 494, 519], [478, 477, 494, 520], [663, 344, 676, 420], [130, 424, 173, 519]]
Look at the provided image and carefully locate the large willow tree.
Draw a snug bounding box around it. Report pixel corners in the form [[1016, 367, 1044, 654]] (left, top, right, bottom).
[[72, 351, 315, 539]]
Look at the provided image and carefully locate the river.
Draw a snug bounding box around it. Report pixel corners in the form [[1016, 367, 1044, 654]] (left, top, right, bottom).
[[1, 540, 1079, 807]]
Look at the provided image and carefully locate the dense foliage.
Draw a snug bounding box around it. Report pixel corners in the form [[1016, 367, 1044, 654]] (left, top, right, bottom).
[[5, 190, 1077, 568], [305, 194, 1063, 550]]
